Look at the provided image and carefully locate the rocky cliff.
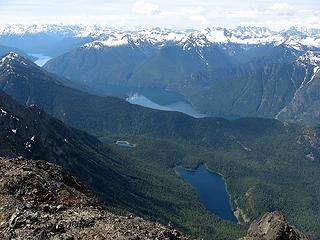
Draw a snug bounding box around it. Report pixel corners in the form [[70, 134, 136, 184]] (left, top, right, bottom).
[[242, 212, 309, 240], [0, 157, 193, 240]]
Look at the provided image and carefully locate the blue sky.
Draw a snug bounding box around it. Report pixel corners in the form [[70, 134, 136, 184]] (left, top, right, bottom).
[[0, 0, 319, 29]]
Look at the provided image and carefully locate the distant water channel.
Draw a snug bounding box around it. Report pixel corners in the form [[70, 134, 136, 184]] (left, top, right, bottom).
[[175, 164, 238, 223], [90, 84, 208, 118], [29, 53, 52, 67], [127, 93, 208, 118]]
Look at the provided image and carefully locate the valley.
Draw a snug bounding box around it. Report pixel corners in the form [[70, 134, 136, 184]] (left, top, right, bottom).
[[1, 52, 320, 239], [1, 23, 320, 240]]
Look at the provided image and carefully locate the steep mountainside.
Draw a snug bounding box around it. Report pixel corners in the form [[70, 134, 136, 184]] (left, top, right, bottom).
[[241, 212, 309, 240], [46, 43, 151, 86], [0, 84, 246, 240], [0, 45, 36, 61], [0, 87, 99, 162], [242, 212, 308, 240], [0, 157, 193, 240], [0, 88, 142, 212], [277, 51, 320, 124]]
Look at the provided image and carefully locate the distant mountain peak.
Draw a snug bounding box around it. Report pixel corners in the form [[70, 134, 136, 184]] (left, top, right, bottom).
[[0, 52, 37, 75], [0, 52, 34, 68], [297, 51, 320, 66], [1, 52, 21, 64], [84, 34, 130, 49]]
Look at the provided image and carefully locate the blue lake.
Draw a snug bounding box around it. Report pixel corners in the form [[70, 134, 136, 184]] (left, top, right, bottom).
[[175, 164, 238, 223]]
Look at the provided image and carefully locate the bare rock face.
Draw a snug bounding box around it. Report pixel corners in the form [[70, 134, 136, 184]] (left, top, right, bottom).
[[242, 212, 309, 240], [0, 157, 194, 240]]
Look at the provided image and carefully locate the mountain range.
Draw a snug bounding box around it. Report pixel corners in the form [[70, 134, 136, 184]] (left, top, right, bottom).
[[2, 24, 319, 126], [1, 52, 320, 239], [11, 24, 316, 125], [1, 25, 319, 48], [2, 23, 320, 239]]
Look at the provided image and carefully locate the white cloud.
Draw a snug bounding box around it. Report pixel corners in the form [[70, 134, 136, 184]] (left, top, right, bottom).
[[132, 1, 160, 15], [0, 0, 318, 29], [267, 2, 295, 16], [305, 16, 320, 28], [223, 9, 260, 18], [189, 15, 209, 27], [181, 6, 206, 15]]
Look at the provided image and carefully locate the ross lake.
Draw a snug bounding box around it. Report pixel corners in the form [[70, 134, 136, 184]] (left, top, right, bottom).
[[175, 164, 238, 223], [127, 93, 208, 118], [29, 53, 52, 67], [90, 83, 209, 118]]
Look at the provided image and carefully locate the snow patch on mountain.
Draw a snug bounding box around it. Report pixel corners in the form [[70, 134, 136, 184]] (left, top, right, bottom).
[[296, 51, 320, 86], [306, 66, 320, 85], [300, 37, 320, 48], [84, 34, 129, 48], [0, 52, 33, 69], [232, 26, 275, 37], [298, 51, 320, 66], [83, 28, 187, 49], [200, 28, 229, 43]]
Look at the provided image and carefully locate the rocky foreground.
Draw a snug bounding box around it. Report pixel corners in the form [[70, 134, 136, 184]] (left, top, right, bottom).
[[242, 211, 309, 240], [0, 157, 193, 240], [0, 156, 310, 240]]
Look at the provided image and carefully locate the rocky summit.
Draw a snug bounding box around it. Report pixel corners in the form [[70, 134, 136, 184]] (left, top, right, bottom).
[[0, 157, 194, 240], [242, 211, 309, 240]]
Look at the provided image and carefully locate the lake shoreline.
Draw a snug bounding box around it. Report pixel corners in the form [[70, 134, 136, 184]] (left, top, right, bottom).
[[175, 163, 238, 223]]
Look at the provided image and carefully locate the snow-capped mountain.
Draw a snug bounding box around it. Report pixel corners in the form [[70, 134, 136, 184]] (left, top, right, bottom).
[[83, 28, 186, 49], [1, 24, 320, 52], [0, 24, 84, 37], [40, 24, 320, 125], [1, 52, 32, 67], [79, 26, 320, 50], [0, 24, 109, 56], [232, 26, 275, 36], [297, 51, 320, 66], [2, 24, 320, 125]]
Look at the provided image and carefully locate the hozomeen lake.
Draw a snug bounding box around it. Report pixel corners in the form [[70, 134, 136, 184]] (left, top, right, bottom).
[[175, 164, 238, 223]]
